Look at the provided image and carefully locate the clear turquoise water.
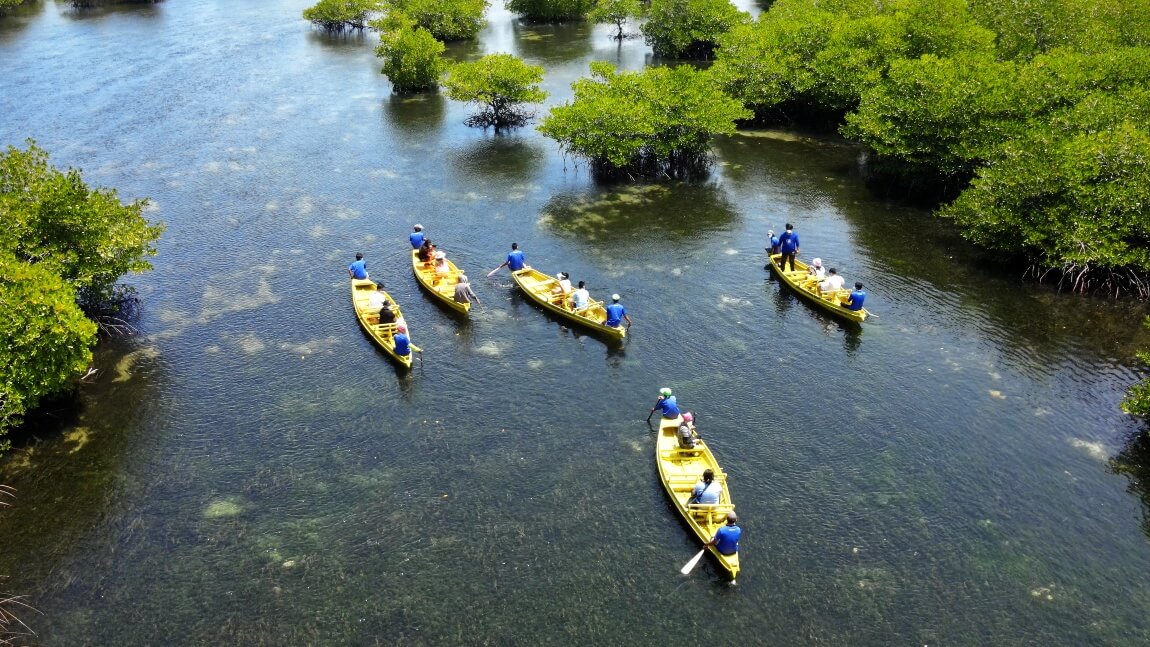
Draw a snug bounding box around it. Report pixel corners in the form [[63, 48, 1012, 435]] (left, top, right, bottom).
[[3, 1, 1150, 644]]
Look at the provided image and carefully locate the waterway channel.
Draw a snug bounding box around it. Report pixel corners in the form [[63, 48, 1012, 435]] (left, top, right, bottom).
[[3, 1, 1150, 644]]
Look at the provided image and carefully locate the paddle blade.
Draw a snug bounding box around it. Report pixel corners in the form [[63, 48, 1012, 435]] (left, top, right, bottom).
[[486, 266, 502, 278], [681, 548, 707, 575]]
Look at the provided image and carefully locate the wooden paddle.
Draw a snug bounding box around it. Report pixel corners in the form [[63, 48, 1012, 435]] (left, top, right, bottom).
[[680, 548, 706, 575], [486, 265, 504, 278], [646, 398, 662, 422]]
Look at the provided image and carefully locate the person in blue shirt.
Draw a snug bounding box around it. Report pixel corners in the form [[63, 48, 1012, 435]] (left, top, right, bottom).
[[652, 387, 679, 419], [777, 223, 800, 272], [765, 229, 780, 255], [348, 252, 368, 280], [845, 282, 866, 311], [603, 294, 632, 329], [409, 224, 425, 250], [689, 468, 721, 505], [393, 323, 411, 356], [708, 512, 741, 556], [493, 242, 527, 273]]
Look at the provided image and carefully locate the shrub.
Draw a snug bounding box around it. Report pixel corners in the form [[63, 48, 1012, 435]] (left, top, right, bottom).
[[303, 0, 383, 32], [376, 14, 449, 93], [441, 53, 547, 128], [380, 0, 487, 41], [588, 0, 643, 40], [641, 0, 749, 59], [505, 0, 594, 24], [538, 62, 750, 177]]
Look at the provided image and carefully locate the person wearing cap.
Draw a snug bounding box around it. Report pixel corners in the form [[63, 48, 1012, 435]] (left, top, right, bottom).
[[778, 222, 800, 272], [677, 411, 700, 449], [433, 250, 450, 282], [393, 323, 411, 357], [654, 387, 679, 419], [689, 468, 721, 505], [552, 272, 573, 297], [845, 282, 866, 311], [570, 280, 590, 311], [410, 224, 425, 249], [806, 257, 825, 281], [707, 512, 741, 556], [819, 267, 845, 295], [766, 229, 780, 256], [603, 293, 632, 329], [454, 274, 480, 306], [347, 252, 368, 280]]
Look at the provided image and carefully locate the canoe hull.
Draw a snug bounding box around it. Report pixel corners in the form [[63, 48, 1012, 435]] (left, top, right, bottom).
[[656, 416, 740, 579], [510, 268, 625, 340], [411, 250, 470, 315], [768, 253, 868, 323], [350, 279, 414, 368]]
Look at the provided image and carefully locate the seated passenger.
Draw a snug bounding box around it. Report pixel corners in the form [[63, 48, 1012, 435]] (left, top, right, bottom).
[[707, 512, 741, 556], [378, 302, 397, 325], [570, 281, 590, 311], [689, 468, 721, 505], [807, 258, 825, 280], [677, 412, 700, 449], [819, 267, 845, 294], [552, 271, 573, 297], [845, 282, 866, 311], [367, 283, 387, 310], [454, 274, 480, 306], [604, 294, 632, 329], [432, 251, 450, 284], [418, 239, 434, 263]]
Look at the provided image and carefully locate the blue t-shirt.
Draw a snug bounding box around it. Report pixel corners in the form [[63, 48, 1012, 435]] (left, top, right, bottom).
[[846, 289, 866, 311], [692, 480, 721, 504], [769, 234, 780, 250], [658, 395, 679, 418], [394, 332, 410, 356], [605, 303, 626, 327], [507, 249, 526, 271], [778, 231, 799, 253], [714, 524, 741, 555], [409, 231, 425, 249], [349, 259, 368, 279]]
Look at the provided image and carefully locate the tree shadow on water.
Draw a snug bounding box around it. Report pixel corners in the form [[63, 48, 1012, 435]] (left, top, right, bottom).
[[61, 0, 162, 21], [383, 93, 446, 137], [1109, 421, 1150, 539], [538, 182, 740, 251], [448, 136, 547, 186]]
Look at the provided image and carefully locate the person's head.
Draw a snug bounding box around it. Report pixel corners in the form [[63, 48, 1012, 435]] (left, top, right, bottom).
[[726, 511, 737, 525], [828, 268, 837, 275], [812, 258, 822, 268], [681, 411, 693, 423], [396, 323, 406, 333], [767, 229, 774, 236], [355, 252, 363, 260], [660, 387, 672, 397], [578, 281, 586, 289], [702, 468, 714, 483], [458, 274, 469, 284], [435, 251, 446, 260], [381, 300, 392, 309], [855, 282, 863, 290], [559, 272, 568, 280], [414, 224, 423, 232], [611, 294, 620, 302], [785, 223, 793, 231], [511, 242, 519, 250], [421, 239, 431, 248]]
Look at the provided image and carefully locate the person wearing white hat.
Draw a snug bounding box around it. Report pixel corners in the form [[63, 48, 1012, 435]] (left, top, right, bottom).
[[410, 224, 425, 249], [603, 293, 631, 330]]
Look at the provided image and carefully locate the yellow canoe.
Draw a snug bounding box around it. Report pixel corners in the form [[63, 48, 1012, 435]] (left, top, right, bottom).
[[656, 415, 740, 579], [350, 278, 420, 368], [768, 253, 869, 323], [510, 267, 626, 340], [411, 250, 470, 315]]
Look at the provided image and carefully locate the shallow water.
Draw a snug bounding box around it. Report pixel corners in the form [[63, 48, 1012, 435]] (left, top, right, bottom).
[[3, 1, 1150, 644]]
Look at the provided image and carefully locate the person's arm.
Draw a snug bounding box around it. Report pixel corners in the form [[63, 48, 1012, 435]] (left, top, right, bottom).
[[624, 313, 633, 328]]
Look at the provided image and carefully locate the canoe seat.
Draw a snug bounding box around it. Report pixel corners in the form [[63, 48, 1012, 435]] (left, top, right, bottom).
[[688, 503, 735, 522]]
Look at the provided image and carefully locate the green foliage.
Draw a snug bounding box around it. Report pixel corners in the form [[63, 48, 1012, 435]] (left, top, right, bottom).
[[641, 0, 749, 59], [379, 0, 487, 41], [505, 0, 594, 24], [0, 254, 96, 451], [0, 141, 161, 449], [0, 0, 27, 13], [303, 0, 383, 32], [588, 0, 643, 40], [375, 14, 448, 93], [538, 62, 750, 177], [441, 54, 547, 128], [0, 141, 163, 306], [1124, 318, 1150, 416]]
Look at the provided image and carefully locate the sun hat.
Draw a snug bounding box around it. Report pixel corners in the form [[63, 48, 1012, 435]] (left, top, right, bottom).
[[611, 294, 620, 301], [681, 412, 693, 423], [434, 251, 446, 260], [660, 387, 672, 396], [414, 224, 423, 230], [812, 258, 822, 267], [396, 323, 407, 332]]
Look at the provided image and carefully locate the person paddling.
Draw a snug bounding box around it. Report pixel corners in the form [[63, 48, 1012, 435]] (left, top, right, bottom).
[[347, 252, 368, 280], [707, 512, 741, 556], [488, 242, 527, 276]]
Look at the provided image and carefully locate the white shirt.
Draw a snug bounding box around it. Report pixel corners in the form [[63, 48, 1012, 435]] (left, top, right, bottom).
[[368, 291, 386, 309], [820, 274, 845, 292], [572, 288, 589, 309], [558, 278, 572, 293], [809, 266, 825, 280]]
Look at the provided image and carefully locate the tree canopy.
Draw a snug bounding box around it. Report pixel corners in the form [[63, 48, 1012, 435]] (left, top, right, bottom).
[[538, 62, 750, 177], [374, 13, 449, 93], [378, 0, 487, 42], [588, 0, 643, 40], [642, 0, 749, 59], [0, 141, 162, 451], [505, 0, 594, 24], [303, 0, 384, 32], [1125, 318, 1150, 417], [441, 54, 548, 129]]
